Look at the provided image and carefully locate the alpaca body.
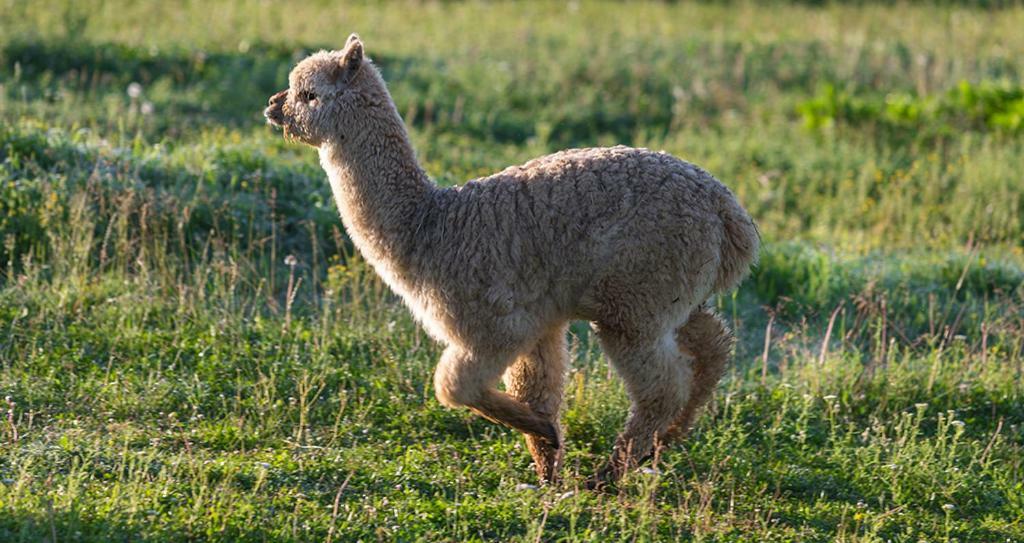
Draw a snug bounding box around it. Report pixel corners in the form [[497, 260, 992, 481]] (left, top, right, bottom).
[[270, 36, 759, 484], [321, 144, 746, 349]]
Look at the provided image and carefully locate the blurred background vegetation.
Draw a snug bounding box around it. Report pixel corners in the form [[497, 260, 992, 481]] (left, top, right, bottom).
[[0, 1, 1021, 541]]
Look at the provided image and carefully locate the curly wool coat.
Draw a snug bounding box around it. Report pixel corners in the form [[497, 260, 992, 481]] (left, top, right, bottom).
[[266, 36, 759, 484]]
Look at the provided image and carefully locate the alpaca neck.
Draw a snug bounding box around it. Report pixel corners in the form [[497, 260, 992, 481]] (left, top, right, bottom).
[[318, 110, 434, 279]]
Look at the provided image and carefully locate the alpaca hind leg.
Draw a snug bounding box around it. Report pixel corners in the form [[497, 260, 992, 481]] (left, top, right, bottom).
[[663, 307, 734, 442], [434, 346, 559, 447], [503, 323, 570, 483], [592, 326, 693, 483]]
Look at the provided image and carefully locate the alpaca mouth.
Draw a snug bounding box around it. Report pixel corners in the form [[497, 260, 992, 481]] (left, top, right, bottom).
[[264, 106, 284, 127], [264, 90, 288, 128]]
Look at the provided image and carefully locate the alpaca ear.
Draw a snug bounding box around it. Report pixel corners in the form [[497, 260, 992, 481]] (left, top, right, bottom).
[[330, 37, 364, 85], [342, 36, 364, 72]]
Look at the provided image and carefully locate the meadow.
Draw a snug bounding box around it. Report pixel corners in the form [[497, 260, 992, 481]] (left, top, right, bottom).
[[0, 1, 1022, 541]]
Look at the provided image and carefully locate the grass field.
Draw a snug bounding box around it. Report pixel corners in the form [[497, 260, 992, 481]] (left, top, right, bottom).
[[1, 1, 1023, 541]]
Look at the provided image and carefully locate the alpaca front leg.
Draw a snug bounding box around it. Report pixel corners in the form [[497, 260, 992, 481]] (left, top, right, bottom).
[[503, 324, 569, 483], [434, 346, 560, 448]]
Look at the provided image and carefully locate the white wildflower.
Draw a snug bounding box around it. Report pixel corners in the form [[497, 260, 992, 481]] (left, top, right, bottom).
[[127, 82, 143, 99]]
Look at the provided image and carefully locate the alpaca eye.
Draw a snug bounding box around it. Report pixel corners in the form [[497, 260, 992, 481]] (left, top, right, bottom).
[[298, 90, 317, 103]]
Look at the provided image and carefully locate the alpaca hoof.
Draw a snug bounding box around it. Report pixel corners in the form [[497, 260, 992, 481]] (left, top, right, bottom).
[[538, 421, 560, 449], [536, 447, 563, 484], [525, 430, 563, 484], [583, 469, 617, 493], [537, 468, 560, 486]]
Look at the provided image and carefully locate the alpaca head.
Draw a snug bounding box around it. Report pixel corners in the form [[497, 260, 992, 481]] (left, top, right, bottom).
[[265, 34, 378, 147]]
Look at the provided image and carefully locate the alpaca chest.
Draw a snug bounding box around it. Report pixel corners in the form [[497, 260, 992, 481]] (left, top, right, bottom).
[[318, 150, 457, 343], [343, 233, 455, 343], [374, 263, 453, 342]]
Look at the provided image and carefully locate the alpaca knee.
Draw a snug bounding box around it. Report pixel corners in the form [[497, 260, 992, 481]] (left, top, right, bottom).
[[434, 381, 461, 408], [434, 372, 479, 408], [433, 357, 485, 408]]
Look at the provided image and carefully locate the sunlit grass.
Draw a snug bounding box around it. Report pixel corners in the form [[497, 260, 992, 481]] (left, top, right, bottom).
[[0, 1, 1021, 541]]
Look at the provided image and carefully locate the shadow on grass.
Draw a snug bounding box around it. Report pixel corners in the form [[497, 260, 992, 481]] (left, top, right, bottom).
[[0, 121, 339, 281]]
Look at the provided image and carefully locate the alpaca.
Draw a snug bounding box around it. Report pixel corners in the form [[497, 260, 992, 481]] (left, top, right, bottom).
[[265, 35, 759, 485]]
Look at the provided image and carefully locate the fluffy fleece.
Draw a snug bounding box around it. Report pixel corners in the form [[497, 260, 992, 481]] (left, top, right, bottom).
[[265, 35, 759, 484]]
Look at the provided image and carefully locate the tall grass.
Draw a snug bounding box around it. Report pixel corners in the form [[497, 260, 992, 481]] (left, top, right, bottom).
[[0, 1, 1021, 541]]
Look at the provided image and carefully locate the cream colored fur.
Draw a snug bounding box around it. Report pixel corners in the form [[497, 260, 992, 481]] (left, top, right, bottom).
[[265, 35, 759, 485]]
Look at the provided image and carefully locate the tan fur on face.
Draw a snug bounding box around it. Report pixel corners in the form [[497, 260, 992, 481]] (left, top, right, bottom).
[[266, 35, 760, 485], [265, 36, 365, 146]]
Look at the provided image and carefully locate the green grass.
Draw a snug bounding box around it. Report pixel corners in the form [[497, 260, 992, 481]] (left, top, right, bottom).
[[1, 1, 1022, 541]]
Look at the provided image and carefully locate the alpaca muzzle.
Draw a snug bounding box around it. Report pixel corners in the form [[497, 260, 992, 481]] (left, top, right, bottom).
[[264, 90, 288, 127]]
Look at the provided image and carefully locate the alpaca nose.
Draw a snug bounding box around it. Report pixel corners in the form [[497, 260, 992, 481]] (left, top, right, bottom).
[[268, 90, 287, 106], [264, 90, 288, 125]]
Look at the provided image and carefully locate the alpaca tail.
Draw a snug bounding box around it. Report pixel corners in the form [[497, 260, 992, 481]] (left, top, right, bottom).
[[663, 306, 734, 442], [713, 196, 759, 293]]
